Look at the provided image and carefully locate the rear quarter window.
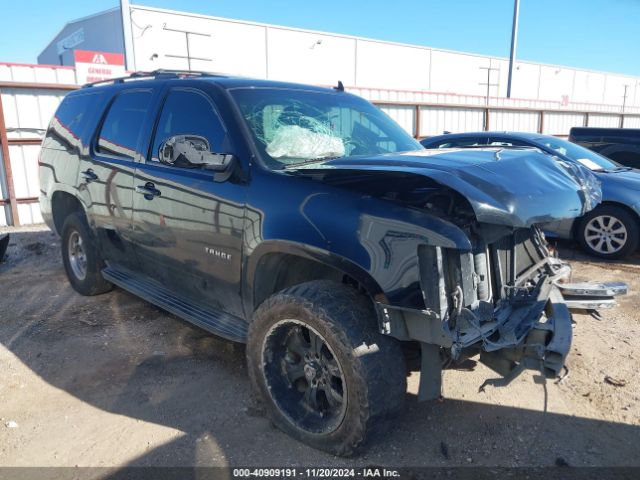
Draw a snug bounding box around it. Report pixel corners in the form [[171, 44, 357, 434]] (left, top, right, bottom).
[[43, 92, 102, 151]]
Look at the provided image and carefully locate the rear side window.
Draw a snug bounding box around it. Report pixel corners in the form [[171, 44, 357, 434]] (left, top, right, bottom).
[[44, 92, 101, 150], [97, 90, 153, 159]]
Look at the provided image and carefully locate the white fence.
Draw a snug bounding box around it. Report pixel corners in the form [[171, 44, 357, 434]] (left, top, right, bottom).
[[374, 101, 640, 138], [0, 63, 76, 226]]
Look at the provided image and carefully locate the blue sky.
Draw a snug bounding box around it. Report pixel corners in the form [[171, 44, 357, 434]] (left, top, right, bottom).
[[2, 0, 639, 76]]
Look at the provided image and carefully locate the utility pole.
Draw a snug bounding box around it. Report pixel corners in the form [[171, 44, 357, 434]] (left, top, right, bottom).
[[506, 0, 521, 98], [622, 85, 629, 113]]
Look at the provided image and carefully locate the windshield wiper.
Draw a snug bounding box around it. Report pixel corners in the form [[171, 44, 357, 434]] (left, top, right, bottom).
[[282, 156, 343, 170]]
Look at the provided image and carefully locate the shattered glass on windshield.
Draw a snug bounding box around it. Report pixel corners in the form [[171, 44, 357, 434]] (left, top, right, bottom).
[[231, 88, 421, 169]]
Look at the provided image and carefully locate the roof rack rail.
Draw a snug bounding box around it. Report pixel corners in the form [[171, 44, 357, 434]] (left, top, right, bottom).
[[81, 69, 224, 88]]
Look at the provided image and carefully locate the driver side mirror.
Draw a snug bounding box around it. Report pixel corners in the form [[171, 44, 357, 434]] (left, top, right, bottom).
[[159, 135, 237, 182]]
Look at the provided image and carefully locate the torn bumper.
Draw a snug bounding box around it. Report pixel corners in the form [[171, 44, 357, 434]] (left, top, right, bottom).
[[378, 285, 574, 399], [479, 287, 572, 388]]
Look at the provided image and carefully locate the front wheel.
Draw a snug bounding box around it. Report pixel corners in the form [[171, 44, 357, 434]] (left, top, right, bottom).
[[247, 280, 406, 456], [577, 205, 639, 259]]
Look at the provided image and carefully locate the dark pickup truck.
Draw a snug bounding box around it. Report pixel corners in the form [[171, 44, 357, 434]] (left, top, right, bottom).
[[39, 70, 626, 456], [570, 127, 640, 169]]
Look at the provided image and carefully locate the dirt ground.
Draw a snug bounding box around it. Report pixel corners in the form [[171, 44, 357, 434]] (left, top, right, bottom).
[[0, 225, 639, 470]]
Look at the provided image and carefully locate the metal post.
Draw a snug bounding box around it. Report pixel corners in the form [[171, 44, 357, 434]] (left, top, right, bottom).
[[0, 94, 19, 226], [185, 33, 192, 71], [506, 0, 521, 98]]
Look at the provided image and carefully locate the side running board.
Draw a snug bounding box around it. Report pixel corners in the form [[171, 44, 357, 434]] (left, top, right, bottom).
[[102, 266, 248, 343]]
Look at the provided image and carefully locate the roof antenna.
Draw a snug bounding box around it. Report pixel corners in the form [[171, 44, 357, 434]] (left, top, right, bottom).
[[334, 80, 344, 92]]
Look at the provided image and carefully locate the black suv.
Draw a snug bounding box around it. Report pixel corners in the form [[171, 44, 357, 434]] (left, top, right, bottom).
[[39, 71, 623, 456]]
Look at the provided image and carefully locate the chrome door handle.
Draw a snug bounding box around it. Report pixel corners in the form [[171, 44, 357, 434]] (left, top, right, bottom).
[[135, 182, 161, 199], [80, 169, 98, 183]]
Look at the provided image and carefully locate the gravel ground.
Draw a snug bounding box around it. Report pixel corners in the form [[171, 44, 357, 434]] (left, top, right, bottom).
[[0, 225, 639, 470]]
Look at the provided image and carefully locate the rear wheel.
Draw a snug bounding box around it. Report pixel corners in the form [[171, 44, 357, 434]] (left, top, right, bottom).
[[61, 212, 113, 295], [247, 280, 406, 456], [577, 205, 639, 259]]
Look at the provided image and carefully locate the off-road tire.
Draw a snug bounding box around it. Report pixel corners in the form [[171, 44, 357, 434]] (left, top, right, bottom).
[[61, 212, 113, 296], [577, 205, 639, 259], [247, 280, 406, 456]]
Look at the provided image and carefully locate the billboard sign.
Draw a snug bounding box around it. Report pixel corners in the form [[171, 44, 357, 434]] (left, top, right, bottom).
[[74, 50, 126, 85]]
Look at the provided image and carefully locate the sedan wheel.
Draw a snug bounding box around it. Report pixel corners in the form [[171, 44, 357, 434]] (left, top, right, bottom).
[[577, 205, 639, 259], [583, 215, 628, 255]]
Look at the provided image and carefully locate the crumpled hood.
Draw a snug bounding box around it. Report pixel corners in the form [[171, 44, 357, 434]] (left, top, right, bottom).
[[297, 148, 602, 227]]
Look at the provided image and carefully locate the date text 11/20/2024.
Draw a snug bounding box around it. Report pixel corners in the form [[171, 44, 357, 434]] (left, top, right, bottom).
[[233, 468, 400, 477]]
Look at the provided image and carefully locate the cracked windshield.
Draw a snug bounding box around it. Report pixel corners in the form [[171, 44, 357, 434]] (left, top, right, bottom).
[[231, 88, 420, 168]]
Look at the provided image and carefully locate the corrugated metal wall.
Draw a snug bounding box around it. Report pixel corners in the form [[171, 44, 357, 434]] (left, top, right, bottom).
[[0, 147, 8, 225], [8, 144, 44, 224], [1, 88, 66, 139], [419, 107, 484, 136], [374, 103, 640, 138], [543, 113, 587, 135], [0, 63, 76, 84], [623, 116, 640, 128], [588, 114, 621, 128], [489, 110, 539, 133], [0, 63, 76, 226], [380, 105, 415, 136]]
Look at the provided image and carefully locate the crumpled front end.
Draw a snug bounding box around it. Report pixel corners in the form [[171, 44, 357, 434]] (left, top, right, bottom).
[[303, 149, 616, 399], [377, 225, 580, 400], [421, 227, 558, 345], [556, 158, 602, 214]]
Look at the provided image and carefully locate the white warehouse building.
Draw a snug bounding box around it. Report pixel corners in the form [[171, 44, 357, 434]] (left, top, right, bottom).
[[38, 1, 640, 110]]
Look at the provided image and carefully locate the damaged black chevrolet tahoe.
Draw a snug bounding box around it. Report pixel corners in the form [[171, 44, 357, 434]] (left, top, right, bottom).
[[39, 71, 626, 456]]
